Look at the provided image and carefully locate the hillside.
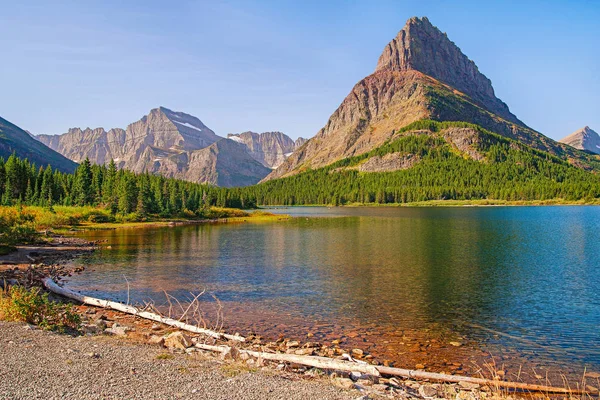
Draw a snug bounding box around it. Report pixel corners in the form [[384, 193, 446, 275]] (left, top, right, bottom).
[[241, 121, 600, 205], [0, 116, 77, 173], [264, 17, 599, 181]]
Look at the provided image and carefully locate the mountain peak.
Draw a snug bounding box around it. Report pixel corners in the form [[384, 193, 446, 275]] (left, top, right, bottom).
[[375, 17, 520, 124], [559, 126, 600, 154]]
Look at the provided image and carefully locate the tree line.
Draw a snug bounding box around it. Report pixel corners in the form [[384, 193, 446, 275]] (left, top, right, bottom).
[[0, 155, 257, 215], [0, 119, 598, 212]]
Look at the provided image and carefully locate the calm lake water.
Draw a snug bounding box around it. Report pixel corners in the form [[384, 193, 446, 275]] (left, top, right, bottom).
[[67, 206, 600, 377]]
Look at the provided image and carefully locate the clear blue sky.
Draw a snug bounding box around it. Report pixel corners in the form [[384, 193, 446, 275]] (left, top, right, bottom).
[[1, 0, 598, 140]]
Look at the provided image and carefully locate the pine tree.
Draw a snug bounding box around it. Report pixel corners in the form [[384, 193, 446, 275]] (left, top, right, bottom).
[[73, 158, 93, 206]]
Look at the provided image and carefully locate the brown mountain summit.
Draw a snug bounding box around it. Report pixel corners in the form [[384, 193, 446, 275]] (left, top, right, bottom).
[[264, 17, 582, 181], [559, 126, 600, 154]]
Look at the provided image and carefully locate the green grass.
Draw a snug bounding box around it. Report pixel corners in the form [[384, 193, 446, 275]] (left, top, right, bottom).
[[0, 205, 289, 236], [0, 285, 80, 332]]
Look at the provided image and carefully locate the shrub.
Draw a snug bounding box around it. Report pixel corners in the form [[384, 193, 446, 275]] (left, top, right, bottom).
[[0, 285, 80, 332], [0, 207, 38, 245]]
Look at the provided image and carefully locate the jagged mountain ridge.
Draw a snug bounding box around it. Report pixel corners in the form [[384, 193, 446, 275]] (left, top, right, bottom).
[[37, 107, 286, 187], [559, 126, 600, 154], [264, 17, 596, 181], [37, 107, 221, 169], [227, 131, 307, 169], [0, 116, 77, 173]]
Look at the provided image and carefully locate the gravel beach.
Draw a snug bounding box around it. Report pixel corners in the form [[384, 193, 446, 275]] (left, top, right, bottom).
[[0, 321, 356, 400]]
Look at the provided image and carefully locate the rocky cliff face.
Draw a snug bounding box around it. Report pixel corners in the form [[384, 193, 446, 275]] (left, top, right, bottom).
[[375, 17, 521, 125], [264, 17, 586, 181], [226, 131, 306, 169], [559, 126, 600, 154], [38, 107, 221, 170], [37, 107, 271, 186]]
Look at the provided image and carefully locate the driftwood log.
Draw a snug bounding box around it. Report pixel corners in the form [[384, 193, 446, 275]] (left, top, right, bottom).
[[195, 343, 593, 395], [42, 277, 592, 395], [42, 277, 245, 342]]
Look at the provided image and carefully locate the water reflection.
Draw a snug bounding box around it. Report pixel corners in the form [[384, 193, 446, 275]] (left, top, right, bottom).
[[68, 206, 600, 372]]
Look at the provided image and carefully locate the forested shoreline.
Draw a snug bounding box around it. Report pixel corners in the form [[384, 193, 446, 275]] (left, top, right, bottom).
[[0, 121, 599, 214]]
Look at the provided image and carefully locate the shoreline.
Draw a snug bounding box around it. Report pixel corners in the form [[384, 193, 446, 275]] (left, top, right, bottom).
[[1, 219, 598, 398], [259, 199, 600, 208]]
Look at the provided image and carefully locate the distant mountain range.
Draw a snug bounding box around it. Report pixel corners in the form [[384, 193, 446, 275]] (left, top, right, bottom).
[[0, 116, 77, 173], [559, 126, 600, 155], [35, 107, 305, 187]]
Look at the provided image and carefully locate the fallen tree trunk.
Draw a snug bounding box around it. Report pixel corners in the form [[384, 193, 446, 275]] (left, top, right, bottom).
[[195, 343, 593, 395], [196, 343, 381, 376], [42, 277, 245, 342]]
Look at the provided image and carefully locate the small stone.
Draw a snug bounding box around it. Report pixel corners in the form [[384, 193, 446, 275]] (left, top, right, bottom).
[[356, 378, 373, 387], [449, 342, 462, 347], [286, 341, 300, 348], [86, 352, 101, 359], [220, 346, 240, 361], [331, 339, 340, 345], [351, 348, 364, 357], [306, 333, 314, 338], [419, 384, 438, 398], [81, 324, 100, 335], [164, 331, 193, 350], [151, 324, 161, 331], [105, 323, 130, 336], [415, 363, 425, 369], [332, 377, 354, 389], [294, 348, 314, 356], [350, 371, 362, 381], [149, 335, 165, 346]]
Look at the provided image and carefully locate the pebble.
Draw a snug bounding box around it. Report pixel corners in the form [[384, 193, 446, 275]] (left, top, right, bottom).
[[418, 384, 438, 398]]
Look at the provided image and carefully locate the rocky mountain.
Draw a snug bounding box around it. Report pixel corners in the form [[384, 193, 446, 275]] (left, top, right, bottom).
[[0, 116, 77, 173], [37, 107, 273, 187], [264, 17, 594, 181], [38, 107, 221, 169], [559, 126, 600, 154], [226, 131, 307, 169]]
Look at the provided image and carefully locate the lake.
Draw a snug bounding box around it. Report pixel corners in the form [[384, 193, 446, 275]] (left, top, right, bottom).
[[67, 206, 600, 380]]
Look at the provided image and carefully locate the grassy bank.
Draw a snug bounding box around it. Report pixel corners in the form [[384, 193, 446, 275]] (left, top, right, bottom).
[[0, 205, 288, 238]]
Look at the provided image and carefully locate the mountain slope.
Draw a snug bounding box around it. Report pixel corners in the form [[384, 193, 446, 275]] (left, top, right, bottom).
[[242, 120, 600, 205], [559, 126, 600, 154], [0, 116, 77, 173], [227, 131, 307, 169], [264, 17, 597, 181]]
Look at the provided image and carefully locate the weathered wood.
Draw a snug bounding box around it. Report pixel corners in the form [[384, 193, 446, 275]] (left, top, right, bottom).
[[195, 343, 593, 395], [42, 277, 245, 342], [195, 343, 380, 376]]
